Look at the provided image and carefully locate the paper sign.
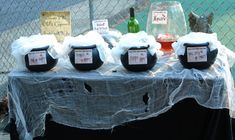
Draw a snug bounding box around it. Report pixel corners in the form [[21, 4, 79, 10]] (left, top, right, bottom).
[[74, 49, 93, 64], [40, 11, 71, 42], [152, 11, 168, 24], [128, 49, 147, 65], [187, 47, 207, 62], [92, 19, 109, 33], [28, 51, 47, 65]]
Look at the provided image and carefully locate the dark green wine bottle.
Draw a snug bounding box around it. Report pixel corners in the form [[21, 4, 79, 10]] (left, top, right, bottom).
[[128, 7, 140, 33]]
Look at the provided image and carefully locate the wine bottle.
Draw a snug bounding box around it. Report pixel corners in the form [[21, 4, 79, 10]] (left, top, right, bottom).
[[128, 7, 140, 33]]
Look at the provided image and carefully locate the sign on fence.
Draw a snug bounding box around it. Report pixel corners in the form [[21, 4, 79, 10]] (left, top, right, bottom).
[[40, 11, 71, 42]]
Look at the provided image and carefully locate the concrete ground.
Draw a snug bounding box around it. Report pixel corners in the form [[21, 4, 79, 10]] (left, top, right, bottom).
[[0, 115, 10, 140], [0, 131, 10, 140]]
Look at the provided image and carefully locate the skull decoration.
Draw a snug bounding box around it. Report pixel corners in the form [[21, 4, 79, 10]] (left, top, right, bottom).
[[188, 11, 214, 33]]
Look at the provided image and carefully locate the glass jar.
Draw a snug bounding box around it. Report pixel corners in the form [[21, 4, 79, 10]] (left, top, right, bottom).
[[146, 1, 187, 53]]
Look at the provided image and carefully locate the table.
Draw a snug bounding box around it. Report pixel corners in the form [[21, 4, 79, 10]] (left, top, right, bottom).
[[7, 48, 235, 140]]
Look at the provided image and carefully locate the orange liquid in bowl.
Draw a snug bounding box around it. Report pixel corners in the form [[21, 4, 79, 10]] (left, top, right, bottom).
[[157, 40, 175, 52], [156, 34, 177, 53]]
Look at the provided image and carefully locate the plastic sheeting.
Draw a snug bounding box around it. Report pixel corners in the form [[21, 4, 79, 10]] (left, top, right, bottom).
[[8, 44, 235, 140]]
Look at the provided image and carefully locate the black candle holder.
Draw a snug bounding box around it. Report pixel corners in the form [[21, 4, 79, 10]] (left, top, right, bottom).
[[69, 45, 103, 71], [120, 46, 157, 72], [25, 46, 58, 72], [178, 42, 218, 69]]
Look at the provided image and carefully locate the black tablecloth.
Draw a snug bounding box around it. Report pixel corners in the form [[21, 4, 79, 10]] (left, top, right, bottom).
[[10, 98, 232, 140]]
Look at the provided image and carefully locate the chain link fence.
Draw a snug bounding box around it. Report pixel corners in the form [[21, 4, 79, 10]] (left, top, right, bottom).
[[0, 0, 149, 99], [117, 0, 235, 51], [1, 0, 235, 99]]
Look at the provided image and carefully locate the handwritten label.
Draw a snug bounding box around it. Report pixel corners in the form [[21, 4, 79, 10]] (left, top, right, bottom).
[[28, 51, 47, 65], [128, 49, 147, 65], [92, 19, 109, 33], [74, 49, 93, 64], [187, 47, 207, 62], [40, 11, 71, 42], [152, 11, 168, 24]]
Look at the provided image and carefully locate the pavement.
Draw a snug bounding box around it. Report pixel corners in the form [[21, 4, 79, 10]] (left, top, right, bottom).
[[0, 115, 10, 140], [0, 131, 10, 140]]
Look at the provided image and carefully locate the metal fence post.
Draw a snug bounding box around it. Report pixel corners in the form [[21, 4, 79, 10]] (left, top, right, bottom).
[[89, 0, 94, 30]]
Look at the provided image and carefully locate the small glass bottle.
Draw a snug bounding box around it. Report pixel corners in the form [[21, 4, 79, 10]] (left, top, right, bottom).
[[128, 7, 140, 33]]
